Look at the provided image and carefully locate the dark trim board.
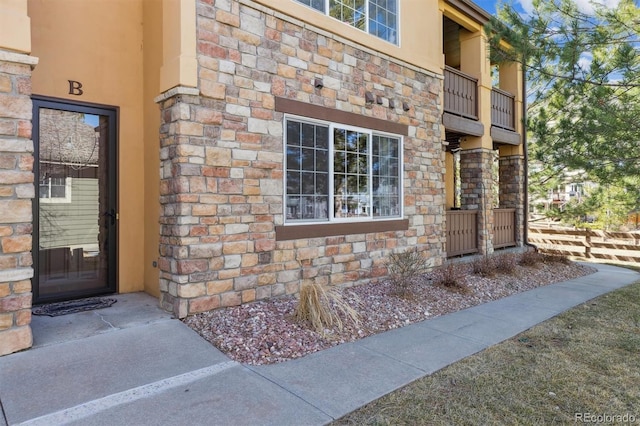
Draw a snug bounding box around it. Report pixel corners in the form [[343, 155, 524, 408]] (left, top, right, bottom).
[[276, 219, 409, 241], [275, 97, 409, 136], [442, 112, 484, 137], [275, 97, 410, 241]]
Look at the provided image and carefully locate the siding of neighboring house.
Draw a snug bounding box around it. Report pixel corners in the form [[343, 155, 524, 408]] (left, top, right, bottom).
[[39, 177, 99, 250]]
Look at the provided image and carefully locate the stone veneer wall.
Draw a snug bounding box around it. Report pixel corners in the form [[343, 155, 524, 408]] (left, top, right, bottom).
[[460, 148, 495, 255], [157, 0, 446, 318], [0, 51, 36, 356], [499, 155, 525, 247]]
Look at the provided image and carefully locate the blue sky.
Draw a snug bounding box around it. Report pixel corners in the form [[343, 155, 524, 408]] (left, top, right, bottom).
[[471, 0, 524, 15], [84, 114, 99, 127], [471, 0, 637, 16], [474, 0, 499, 15]]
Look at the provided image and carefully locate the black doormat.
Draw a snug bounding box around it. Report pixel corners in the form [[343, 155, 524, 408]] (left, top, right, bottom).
[[32, 297, 117, 317]]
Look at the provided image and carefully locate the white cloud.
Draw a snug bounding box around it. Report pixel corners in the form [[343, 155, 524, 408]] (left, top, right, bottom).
[[518, 0, 534, 14], [577, 52, 593, 71], [516, 0, 621, 15], [572, 0, 620, 14]]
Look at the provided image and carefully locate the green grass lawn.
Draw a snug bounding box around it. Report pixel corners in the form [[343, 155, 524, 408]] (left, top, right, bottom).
[[334, 280, 640, 425]]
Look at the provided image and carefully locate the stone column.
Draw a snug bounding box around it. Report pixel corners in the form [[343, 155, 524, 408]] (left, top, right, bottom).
[[157, 86, 250, 319], [499, 154, 525, 246], [460, 148, 495, 255], [0, 50, 37, 356], [157, 88, 205, 318]]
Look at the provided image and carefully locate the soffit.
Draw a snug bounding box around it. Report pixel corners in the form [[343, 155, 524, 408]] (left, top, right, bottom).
[[443, 0, 490, 31]]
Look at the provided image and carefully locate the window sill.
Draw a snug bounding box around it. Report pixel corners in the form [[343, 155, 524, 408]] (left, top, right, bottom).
[[275, 219, 409, 241]]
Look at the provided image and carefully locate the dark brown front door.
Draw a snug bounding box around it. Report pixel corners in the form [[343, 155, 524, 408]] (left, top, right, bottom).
[[32, 97, 117, 303]]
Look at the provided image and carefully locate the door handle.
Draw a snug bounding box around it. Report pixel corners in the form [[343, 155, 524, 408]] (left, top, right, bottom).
[[103, 209, 117, 226]]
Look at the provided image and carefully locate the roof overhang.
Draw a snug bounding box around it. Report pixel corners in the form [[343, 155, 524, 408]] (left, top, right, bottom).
[[444, 0, 491, 26]]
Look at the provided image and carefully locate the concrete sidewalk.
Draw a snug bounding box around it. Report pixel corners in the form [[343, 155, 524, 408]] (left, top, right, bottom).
[[1, 263, 638, 426]]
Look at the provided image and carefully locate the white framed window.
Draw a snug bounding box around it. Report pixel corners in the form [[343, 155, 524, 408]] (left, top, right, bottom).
[[285, 115, 402, 223], [39, 176, 72, 204], [295, 0, 398, 44]]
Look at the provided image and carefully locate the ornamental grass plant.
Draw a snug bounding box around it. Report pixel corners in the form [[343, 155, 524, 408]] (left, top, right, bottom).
[[294, 282, 360, 336]]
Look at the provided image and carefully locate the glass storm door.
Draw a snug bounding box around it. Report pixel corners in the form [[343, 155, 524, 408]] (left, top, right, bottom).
[[32, 98, 117, 303]]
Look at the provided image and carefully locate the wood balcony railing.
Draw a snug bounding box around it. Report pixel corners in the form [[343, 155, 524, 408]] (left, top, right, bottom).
[[443, 66, 478, 120], [491, 88, 516, 131], [444, 68, 517, 134], [493, 208, 516, 248], [446, 210, 479, 257]]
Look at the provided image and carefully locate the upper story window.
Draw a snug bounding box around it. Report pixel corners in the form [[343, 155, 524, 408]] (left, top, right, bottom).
[[295, 0, 398, 44], [285, 116, 402, 223]]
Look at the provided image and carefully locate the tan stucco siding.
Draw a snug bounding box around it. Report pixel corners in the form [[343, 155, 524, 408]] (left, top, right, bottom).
[[143, 0, 163, 297], [28, 0, 147, 294]]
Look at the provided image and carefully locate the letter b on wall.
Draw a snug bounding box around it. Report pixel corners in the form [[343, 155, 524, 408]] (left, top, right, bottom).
[[68, 80, 83, 96]]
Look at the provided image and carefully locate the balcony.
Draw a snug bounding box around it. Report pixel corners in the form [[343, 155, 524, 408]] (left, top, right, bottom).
[[491, 88, 515, 131], [490, 88, 520, 145], [443, 66, 478, 120], [443, 67, 520, 145]]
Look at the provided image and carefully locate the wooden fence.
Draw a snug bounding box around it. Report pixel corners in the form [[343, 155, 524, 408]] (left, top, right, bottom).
[[446, 210, 479, 257], [494, 208, 516, 249], [529, 227, 640, 262]]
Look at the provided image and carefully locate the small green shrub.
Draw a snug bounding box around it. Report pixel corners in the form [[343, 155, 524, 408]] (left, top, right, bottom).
[[386, 248, 433, 296], [294, 282, 360, 336], [472, 255, 496, 277]]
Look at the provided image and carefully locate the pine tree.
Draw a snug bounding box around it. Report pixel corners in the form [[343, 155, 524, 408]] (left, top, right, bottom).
[[487, 0, 640, 228]]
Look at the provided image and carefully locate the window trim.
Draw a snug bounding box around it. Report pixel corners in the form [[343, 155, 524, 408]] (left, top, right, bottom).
[[39, 176, 72, 204], [275, 218, 409, 241], [275, 98, 410, 241], [283, 113, 404, 225], [275, 97, 408, 136], [294, 0, 400, 45]]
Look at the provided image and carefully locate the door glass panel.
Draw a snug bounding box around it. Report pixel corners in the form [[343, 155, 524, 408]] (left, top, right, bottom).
[[37, 107, 113, 300]]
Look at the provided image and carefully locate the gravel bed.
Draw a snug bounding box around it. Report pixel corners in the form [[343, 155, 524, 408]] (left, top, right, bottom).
[[183, 260, 595, 365]]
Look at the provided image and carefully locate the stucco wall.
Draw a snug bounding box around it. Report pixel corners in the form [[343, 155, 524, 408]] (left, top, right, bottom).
[[28, 0, 150, 294], [143, 1, 164, 297]]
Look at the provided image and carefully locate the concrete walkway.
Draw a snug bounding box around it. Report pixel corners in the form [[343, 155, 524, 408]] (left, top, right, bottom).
[[0, 263, 637, 426]]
